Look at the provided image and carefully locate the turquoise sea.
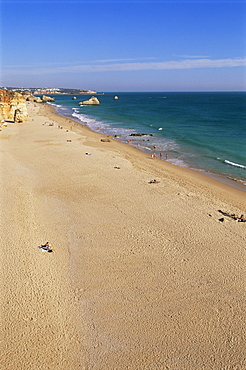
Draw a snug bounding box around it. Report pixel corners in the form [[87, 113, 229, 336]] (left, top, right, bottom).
[[49, 92, 246, 188]]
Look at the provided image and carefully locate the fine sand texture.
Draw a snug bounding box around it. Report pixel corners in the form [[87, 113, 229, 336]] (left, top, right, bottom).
[[1, 101, 245, 369]]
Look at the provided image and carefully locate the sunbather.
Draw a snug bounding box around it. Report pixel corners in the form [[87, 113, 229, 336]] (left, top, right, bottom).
[[39, 242, 53, 252], [238, 215, 246, 222]]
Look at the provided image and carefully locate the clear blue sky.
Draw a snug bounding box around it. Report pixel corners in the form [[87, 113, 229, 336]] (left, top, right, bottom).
[[1, 0, 245, 91]]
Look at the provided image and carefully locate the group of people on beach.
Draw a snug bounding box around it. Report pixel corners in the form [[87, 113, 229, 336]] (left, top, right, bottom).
[[151, 145, 168, 160], [152, 153, 166, 159]]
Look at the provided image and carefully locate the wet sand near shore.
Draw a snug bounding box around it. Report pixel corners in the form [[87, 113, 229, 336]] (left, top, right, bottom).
[[1, 101, 245, 369]]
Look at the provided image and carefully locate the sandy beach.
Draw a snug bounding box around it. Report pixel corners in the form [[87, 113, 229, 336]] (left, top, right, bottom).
[[1, 101, 245, 369]]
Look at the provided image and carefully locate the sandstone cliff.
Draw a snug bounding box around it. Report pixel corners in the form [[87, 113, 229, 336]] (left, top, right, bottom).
[[0, 90, 28, 122], [78, 96, 100, 106]]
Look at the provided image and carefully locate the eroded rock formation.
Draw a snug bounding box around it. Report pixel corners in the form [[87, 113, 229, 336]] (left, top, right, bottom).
[[78, 96, 100, 106], [0, 89, 28, 122], [25, 94, 54, 103], [41, 95, 55, 102], [26, 95, 43, 103]]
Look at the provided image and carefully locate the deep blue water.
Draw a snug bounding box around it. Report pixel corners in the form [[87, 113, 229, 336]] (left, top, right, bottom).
[[49, 92, 246, 186]]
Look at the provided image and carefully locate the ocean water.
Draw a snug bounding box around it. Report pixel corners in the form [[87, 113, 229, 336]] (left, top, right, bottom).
[[48, 92, 246, 187]]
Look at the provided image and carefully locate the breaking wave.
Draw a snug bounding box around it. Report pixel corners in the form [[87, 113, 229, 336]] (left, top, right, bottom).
[[217, 158, 246, 170], [224, 160, 246, 170]]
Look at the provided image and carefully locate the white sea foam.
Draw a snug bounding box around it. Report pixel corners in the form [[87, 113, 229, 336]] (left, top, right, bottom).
[[72, 112, 141, 139], [224, 160, 246, 169], [142, 146, 152, 151], [168, 158, 188, 167]]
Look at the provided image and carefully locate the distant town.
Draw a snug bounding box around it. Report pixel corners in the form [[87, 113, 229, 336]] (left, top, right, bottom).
[[0, 87, 98, 95]]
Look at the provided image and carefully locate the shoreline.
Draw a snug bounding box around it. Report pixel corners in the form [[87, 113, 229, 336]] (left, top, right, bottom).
[[49, 101, 246, 193], [50, 101, 246, 193], [1, 101, 245, 369]]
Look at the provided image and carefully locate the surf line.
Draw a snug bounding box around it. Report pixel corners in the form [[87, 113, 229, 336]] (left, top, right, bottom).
[[224, 160, 246, 170]]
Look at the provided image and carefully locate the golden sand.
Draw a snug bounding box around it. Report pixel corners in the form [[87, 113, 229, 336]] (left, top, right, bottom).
[[1, 102, 245, 369]]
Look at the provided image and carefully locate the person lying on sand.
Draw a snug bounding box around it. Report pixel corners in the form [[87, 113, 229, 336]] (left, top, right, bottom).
[[149, 179, 160, 184], [38, 242, 53, 252], [238, 215, 246, 222]]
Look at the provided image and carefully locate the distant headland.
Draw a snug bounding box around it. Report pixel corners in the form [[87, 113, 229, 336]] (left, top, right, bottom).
[[0, 87, 98, 95], [0, 87, 99, 123]]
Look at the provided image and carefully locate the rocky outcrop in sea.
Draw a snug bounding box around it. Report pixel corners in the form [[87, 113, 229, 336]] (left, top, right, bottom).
[[78, 96, 100, 106]]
